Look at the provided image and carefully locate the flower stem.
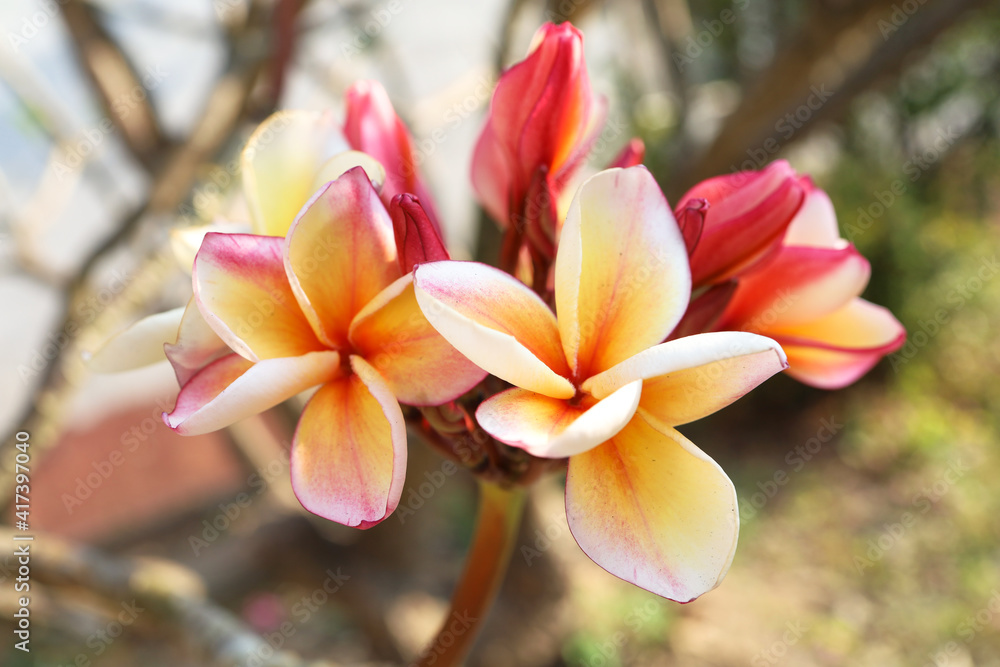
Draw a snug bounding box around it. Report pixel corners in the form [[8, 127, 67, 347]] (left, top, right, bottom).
[[415, 481, 526, 667]]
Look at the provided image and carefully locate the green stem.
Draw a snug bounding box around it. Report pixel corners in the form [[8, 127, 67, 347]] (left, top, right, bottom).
[[415, 481, 526, 667]]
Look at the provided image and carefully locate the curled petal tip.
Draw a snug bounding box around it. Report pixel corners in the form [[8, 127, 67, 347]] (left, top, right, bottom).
[[676, 197, 708, 255]]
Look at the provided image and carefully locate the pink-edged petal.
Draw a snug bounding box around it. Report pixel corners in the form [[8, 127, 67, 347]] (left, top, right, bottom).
[[476, 380, 641, 458], [163, 350, 341, 436], [164, 297, 230, 385], [290, 355, 406, 528], [566, 410, 739, 603], [348, 274, 486, 405], [783, 178, 845, 248], [194, 233, 325, 361], [414, 261, 574, 399], [768, 298, 906, 389], [556, 167, 691, 378], [583, 332, 787, 426], [242, 110, 349, 237], [681, 160, 805, 286], [85, 307, 184, 373], [284, 167, 401, 349], [170, 221, 252, 274], [717, 244, 871, 330]]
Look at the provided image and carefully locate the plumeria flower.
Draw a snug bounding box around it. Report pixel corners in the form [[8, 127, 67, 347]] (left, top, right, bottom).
[[161, 168, 484, 527], [472, 21, 606, 255], [89, 82, 436, 372], [711, 179, 906, 388], [412, 166, 788, 601]]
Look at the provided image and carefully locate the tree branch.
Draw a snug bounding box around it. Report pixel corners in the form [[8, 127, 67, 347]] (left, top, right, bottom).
[[0, 0, 284, 502], [679, 0, 990, 191], [3, 527, 344, 667], [59, 0, 170, 170]]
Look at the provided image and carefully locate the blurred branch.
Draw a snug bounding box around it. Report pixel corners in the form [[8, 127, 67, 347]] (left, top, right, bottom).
[[0, 0, 291, 503], [59, 0, 170, 170], [640, 0, 692, 120], [681, 0, 990, 190], [2, 527, 341, 667], [497, 0, 530, 71], [266, 0, 307, 105]]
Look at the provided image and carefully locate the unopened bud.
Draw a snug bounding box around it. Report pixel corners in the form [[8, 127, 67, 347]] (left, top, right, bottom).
[[390, 194, 449, 273]]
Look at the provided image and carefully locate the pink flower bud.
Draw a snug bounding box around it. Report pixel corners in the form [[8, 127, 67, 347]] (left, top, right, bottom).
[[471, 22, 605, 228]]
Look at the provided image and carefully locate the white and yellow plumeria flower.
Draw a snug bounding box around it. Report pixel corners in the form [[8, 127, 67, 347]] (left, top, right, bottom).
[[413, 166, 788, 602]]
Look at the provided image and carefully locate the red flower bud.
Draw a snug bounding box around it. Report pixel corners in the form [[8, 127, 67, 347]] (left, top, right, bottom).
[[678, 160, 805, 288], [390, 194, 449, 273]]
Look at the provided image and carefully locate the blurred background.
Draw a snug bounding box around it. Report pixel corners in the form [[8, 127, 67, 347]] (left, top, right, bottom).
[[2, 0, 999, 665]]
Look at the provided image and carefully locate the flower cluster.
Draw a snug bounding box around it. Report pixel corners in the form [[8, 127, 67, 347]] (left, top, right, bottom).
[[92, 22, 904, 603]]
